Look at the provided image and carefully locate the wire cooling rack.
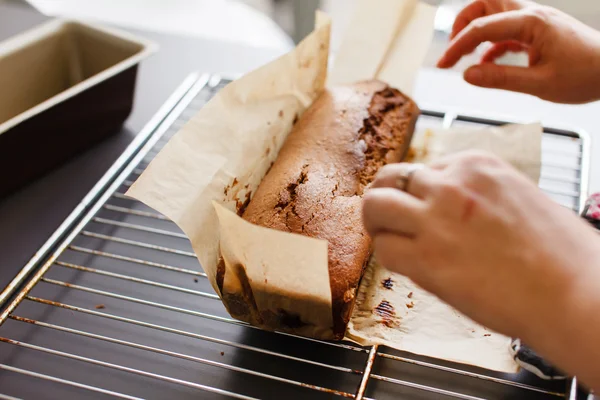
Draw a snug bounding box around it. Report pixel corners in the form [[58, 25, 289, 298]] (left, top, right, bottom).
[[0, 73, 591, 399]]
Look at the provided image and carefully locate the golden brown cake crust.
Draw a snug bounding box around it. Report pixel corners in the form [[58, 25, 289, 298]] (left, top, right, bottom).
[[242, 80, 419, 338]]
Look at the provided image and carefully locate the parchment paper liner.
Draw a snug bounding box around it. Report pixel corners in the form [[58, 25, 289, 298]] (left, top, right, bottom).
[[127, 1, 541, 373]]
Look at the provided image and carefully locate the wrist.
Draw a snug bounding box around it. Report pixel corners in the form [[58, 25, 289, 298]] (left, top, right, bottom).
[[518, 233, 600, 388], [513, 258, 575, 345]]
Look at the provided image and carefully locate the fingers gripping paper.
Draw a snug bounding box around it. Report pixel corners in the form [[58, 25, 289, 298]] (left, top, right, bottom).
[[346, 122, 543, 373]]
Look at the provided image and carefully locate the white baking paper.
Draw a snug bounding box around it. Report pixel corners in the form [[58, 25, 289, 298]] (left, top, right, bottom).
[[127, 12, 334, 337], [409, 123, 543, 183], [347, 257, 519, 373], [328, 0, 437, 95]]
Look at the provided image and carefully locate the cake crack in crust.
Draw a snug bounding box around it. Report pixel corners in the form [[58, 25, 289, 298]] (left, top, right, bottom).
[[357, 87, 413, 194], [239, 80, 419, 339], [275, 164, 310, 229]]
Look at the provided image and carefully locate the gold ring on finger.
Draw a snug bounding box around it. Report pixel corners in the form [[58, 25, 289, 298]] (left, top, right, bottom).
[[395, 163, 425, 192]]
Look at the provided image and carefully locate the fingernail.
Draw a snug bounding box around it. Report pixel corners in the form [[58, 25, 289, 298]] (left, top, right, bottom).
[[464, 67, 483, 83]]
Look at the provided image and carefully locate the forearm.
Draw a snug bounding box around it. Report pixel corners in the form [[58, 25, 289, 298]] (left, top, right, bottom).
[[520, 234, 600, 391]]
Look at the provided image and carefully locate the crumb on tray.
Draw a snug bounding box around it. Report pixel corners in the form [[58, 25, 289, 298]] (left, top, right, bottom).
[[374, 300, 398, 328], [382, 277, 393, 289]]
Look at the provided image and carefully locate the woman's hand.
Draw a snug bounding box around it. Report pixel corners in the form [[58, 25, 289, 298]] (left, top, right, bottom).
[[437, 0, 600, 104], [362, 151, 600, 389]]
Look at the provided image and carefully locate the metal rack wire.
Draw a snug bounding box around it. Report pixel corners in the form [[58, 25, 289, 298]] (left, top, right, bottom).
[[0, 73, 591, 399]]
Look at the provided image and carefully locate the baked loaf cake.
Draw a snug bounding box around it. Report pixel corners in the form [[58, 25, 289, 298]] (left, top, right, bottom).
[[242, 79, 419, 338]]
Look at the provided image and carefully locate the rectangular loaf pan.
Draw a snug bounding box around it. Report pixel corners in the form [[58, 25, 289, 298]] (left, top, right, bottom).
[[0, 19, 157, 199]]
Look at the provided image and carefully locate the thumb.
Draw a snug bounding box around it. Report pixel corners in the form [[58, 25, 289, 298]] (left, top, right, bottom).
[[464, 64, 545, 96]]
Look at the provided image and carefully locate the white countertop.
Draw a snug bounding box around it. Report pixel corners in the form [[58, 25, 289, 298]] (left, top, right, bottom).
[[23, 0, 293, 50]]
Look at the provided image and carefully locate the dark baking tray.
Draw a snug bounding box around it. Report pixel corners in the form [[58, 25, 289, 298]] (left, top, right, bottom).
[[0, 19, 156, 198]]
